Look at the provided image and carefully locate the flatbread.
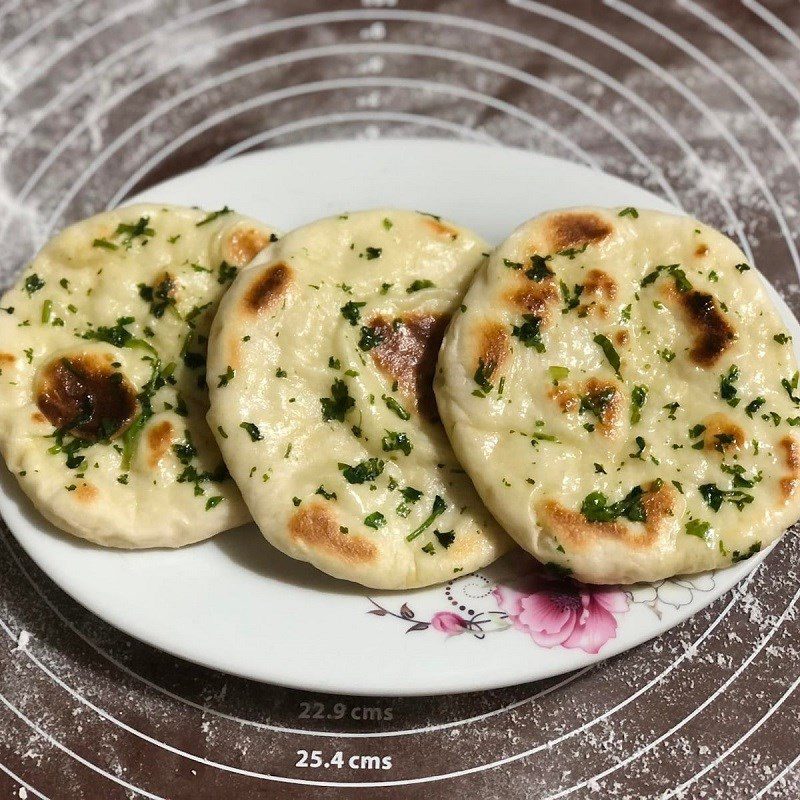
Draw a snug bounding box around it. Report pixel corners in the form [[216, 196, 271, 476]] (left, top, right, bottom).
[[435, 206, 800, 584], [0, 203, 277, 548], [207, 209, 511, 588]]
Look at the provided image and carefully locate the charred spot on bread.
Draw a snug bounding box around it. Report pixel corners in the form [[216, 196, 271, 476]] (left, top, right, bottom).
[[678, 290, 736, 366], [702, 412, 745, 453], [584, 269, 617, 300], [226, 226, 274, 266], [146, 419, 175, 468], [368, 313, 450, 421], [506, 278, 559, 321], [243, 263, 292, 314], [290, 502, 377, 563], [547, 211, 613, 251], [35, 353, 137, 440]]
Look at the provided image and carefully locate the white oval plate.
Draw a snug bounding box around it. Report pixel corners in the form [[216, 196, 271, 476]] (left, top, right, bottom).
[[0, 140, 793, 696]]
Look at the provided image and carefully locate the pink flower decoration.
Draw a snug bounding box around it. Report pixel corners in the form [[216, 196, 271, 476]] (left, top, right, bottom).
[[431, 611, 468, 637], [493, 574, 629, 655]]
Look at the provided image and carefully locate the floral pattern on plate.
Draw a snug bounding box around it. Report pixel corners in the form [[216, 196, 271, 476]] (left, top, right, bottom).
[[367, 559, 719, 655]]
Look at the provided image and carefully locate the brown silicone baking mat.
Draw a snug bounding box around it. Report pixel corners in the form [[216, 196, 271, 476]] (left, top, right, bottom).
[[1, 1, 799, 797]]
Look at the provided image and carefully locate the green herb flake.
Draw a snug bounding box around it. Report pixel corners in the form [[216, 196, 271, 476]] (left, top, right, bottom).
[[731, 541, 761, 563], [340, 300, 366, 326], [196, 206, 232, 226], [382, 430, 413, 456], [205, 496, 224, 511], [556, 243, 588, 260], [699, 482, 754, 512], [473, 358, 496, 395], [407, 279, 435, 293], [358, 325, 384, 351], [218, 260, 237, 285], [217, 366, 235, 388], [382, 394, 410, 421], [548, 365, 569, 384], [720, 365, 741, 407], [593, 334, 622, 378], [581, 486, 648, 523], [114, 216, 154, 247], [658, 348, 676, 363], [406, 495, 446, 541], [511, 314, 546, 353], [40, 298, 53, 325], [526, 254, 555, 282], [559, 281, 584, 314], [92, 238, 118, 251], [364, 512, 387, 529], [339, 458, 384, 484], [618, 207, 639, 218], [781, 372, 800, 405], [685, 518, 712, 542], [434, 529, 455, 548], [320, 379, 355, 422], [630, 385, 648, 424], [23, 274, 45, 296], [662, 401, 680, 420], [239, 422, 263, 441]]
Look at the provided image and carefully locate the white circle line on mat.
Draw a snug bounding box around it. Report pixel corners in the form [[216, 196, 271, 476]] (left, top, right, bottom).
[[9, 2, 715, 246], [750, 751, 800, 800], [2, 6, 746, 255], [0, 0, 83, 60], [600, 0, 800, 276], [205, 111, 496, 165], [624, 0, 800, 186], [679, 0, 800, 110], [0, 692, 166, 800], [0, 526, 592, 739], [0, 1, 792, 788], [509, 0, 794, 271], [46, 40, 677, 232], [664, 673, 799, 798], [539, 587, 800, 800], [0, 761, 50, 800], [0, 0, 246, 155], [0, 0, 154, 113], [104, 73, 602, 209], [741, 0, 800, 53]]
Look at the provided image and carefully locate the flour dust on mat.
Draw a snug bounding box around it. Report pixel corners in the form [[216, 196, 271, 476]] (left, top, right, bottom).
[[435, 207, 800, 584], [0, 204, 277, 548], [207, 209, 511, 589]]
